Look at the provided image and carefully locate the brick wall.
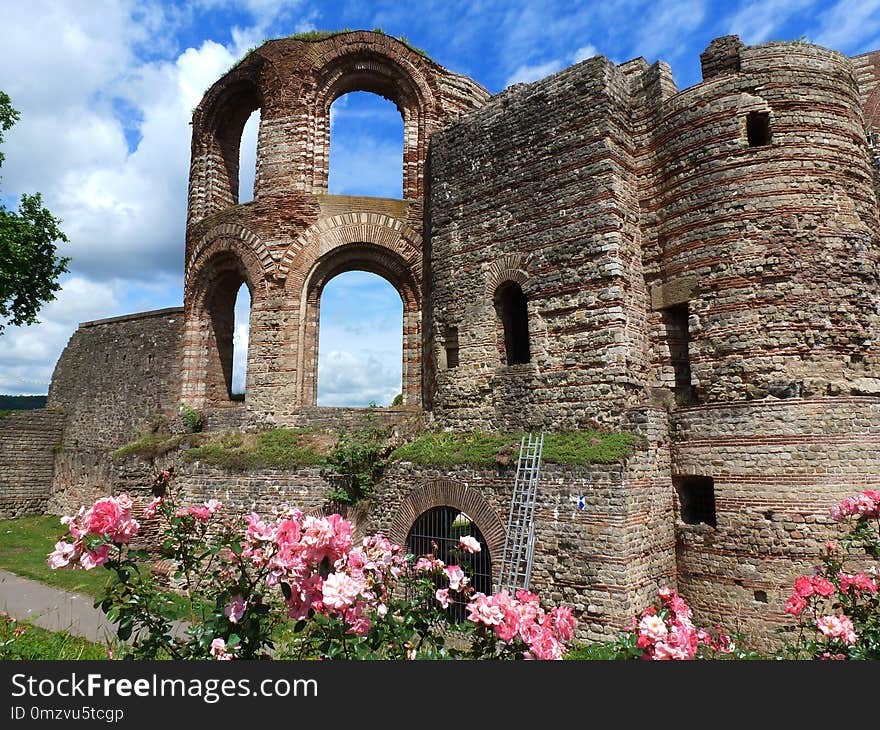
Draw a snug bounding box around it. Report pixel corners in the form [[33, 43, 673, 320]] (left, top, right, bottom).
[[47, 308, 185, 514], [671, 397, 880, 645], [0, 410, 64, 517], [426, 57, 649, 431]]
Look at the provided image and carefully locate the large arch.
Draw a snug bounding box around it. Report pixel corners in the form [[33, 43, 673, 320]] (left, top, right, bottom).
[[188, 59, 265, 224], [181, 237, 266, 408], [301, 33, 439, 200], [275, 213, 423, 407], [297, 243, 420, 407], [388, 479, 506, 570]]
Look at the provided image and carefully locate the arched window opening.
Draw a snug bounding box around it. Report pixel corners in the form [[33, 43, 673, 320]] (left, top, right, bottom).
[[203, 264, 248, 404], [328, 91, 404, 198], [238, 109, 260, 203], [406, 507, 492, 623], [495, 282, 531, 365], [231, 283, 251, 401], [317, 271, 402, 406]]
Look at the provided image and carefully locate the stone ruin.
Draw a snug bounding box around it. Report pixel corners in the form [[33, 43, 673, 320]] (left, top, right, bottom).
[[4, 30, 880, 644]]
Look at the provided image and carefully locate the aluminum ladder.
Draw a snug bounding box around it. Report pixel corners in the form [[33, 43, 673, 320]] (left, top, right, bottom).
[[496, 432, 544, 594]]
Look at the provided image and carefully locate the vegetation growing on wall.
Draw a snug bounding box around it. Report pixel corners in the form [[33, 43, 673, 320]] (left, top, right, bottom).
[[391, 430, 637, 467], [290, 28, 432, 59], [183, 428, 331, 471]]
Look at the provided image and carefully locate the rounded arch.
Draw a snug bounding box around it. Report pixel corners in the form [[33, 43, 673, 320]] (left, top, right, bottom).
[[181, 246, 261, 408], [485, 253, 531, 298], [189, 58, 266, 222], [301, 32, 439, 199], [388, 479, 506, 564], [186, 223, 274, 290], [295, 240, 421, 407], [276, 212, 423, 283]]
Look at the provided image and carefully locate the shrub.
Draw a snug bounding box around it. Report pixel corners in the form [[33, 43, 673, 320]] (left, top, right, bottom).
[[778, 489, 880, 660], [179, 403, 203, 433], [322, 409, 389, 505], [45, 470, 577, 660]]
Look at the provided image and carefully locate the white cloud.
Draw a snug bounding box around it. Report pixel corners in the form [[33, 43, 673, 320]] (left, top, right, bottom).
[[725, 0, 816, 45], [317, 350, 401, 407], [0, 278, 120, 395], [501, 41, 599, 89], [0, 1, 268, 395], [571, 44, 598, 63], [232, 286, 251, 394], [810, 0, 880, 53], [504, 60, 565, 88]]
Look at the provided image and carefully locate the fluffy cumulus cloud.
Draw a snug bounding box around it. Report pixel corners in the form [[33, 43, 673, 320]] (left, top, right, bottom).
[[0, 1, 259, 394], [3, 0, 880, 399], [316, 272, 403, 407]]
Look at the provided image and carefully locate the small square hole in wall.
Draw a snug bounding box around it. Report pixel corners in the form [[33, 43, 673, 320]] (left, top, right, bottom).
[[674, 475, 716, 527], [746, 111, 771, 147], [754, 590, 768, 603]]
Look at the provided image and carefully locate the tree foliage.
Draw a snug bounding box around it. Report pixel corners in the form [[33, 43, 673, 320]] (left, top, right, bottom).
[[0, 91, 69, 335]]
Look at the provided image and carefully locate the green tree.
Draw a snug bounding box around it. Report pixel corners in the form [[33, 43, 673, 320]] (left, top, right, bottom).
[[0, 91, 69, 335]]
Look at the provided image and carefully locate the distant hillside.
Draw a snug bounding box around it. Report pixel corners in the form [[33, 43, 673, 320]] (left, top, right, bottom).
[[0, 395, 48, 410]]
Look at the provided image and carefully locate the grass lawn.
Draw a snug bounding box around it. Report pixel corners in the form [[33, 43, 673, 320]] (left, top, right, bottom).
[[0, 515, 199, 620], [0, 515, 112, 596], [1, 622, 111, 660]]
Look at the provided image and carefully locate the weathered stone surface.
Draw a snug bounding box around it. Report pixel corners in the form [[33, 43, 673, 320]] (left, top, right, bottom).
[[0, 410, 64, 518], [16, 31, 880, 646]]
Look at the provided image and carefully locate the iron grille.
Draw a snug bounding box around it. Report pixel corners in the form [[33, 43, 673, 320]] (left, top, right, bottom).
[[406, 507, 492, 622]]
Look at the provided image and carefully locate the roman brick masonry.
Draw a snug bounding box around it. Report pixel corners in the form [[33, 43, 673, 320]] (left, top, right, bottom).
[[3, 30, 880, 644]]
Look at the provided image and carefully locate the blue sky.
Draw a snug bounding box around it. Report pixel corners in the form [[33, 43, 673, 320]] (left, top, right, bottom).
[[1, 0, 879, 405]]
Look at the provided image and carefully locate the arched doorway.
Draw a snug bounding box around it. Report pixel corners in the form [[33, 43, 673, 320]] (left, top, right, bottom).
[[295, 239, 421, 408], [328, 91, 404, 199], [407, 506, 493, 622]]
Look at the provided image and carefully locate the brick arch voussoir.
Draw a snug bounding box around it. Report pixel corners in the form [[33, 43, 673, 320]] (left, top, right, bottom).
[[276, 214, 423, 281], [308, 33, 438, 112], [388, 479, 505, 562], [186, 223, 274, 289], [485, 254, 532, 297], [186, 238, 266, 308]]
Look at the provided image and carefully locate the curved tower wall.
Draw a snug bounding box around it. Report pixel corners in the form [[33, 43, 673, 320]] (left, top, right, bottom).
[[641, 39, 880, 639]]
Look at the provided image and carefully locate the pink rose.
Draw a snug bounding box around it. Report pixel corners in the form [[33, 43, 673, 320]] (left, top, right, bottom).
[[46, 541, 76, 569], [785, 593, 807, 615], [816, 615, 857, 645], [794, 576, 814, 598], [144, 497, 164, 518], [79, 544, 110, 570], [812, 577, 835, 597], [86, 498, 123, 536], [435, 588, 451, 609], [210, 637, 235, 660], [224, 595, 247, 624], [444, 565, 468, 591], [458, 535, 481, 554], [551, 605, 576, 641], [322, 572, 365, 612], [638, 614, 668, 643], [466, 593, 504, 626]]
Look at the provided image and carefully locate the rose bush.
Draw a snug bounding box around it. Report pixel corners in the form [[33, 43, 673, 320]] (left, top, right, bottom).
[[46, 470, 576, 660], [605, 587, 735, 660], [780, 489, 880, 660]]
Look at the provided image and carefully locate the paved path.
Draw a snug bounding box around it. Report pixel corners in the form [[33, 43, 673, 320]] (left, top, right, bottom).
[[0, 570, 187, 646]]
